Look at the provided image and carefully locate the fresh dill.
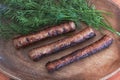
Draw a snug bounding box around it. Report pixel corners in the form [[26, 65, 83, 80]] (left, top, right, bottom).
[[0, 0, 119, 39]]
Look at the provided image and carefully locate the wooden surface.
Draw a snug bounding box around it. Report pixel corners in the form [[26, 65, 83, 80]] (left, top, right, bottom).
[[108, 71, 120, 80], [0, 0, 120, 80], [0, 72, 10, 80], [113, 0, 120, 7]]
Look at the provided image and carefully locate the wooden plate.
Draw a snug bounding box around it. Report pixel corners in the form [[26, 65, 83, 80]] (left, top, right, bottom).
[[0, 0, 120, 80]]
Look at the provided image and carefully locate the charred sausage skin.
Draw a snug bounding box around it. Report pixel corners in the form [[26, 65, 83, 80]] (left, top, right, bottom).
[[13, 22, 76, 48], [29, 27, 96, 61], [46, 35, 113, 72]]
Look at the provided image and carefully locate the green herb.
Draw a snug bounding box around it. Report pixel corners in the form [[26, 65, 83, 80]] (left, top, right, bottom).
[[0, 0, 119, 39]]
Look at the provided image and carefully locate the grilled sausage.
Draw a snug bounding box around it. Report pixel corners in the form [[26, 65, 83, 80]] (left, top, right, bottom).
[[13, 22, 76, 48], [29, 27, 96, 61], [46, 35, 113, 72]]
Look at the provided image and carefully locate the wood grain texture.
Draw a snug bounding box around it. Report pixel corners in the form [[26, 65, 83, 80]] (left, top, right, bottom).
[[0, 0, 120, 80]]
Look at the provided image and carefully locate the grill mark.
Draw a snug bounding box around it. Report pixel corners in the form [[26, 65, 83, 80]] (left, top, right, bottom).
[[46, 35, 113, 72], [13, 22, 76, 48], [29, 27, 96, 61]]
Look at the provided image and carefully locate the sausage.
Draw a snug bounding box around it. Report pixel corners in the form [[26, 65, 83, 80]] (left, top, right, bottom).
[[13, 22, 76, 48], [46, 35, 113, 72], [29, 27, 96, 61]]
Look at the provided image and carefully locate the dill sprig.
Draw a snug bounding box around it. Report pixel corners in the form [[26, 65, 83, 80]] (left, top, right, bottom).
[[0, 0, 119, 39]]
